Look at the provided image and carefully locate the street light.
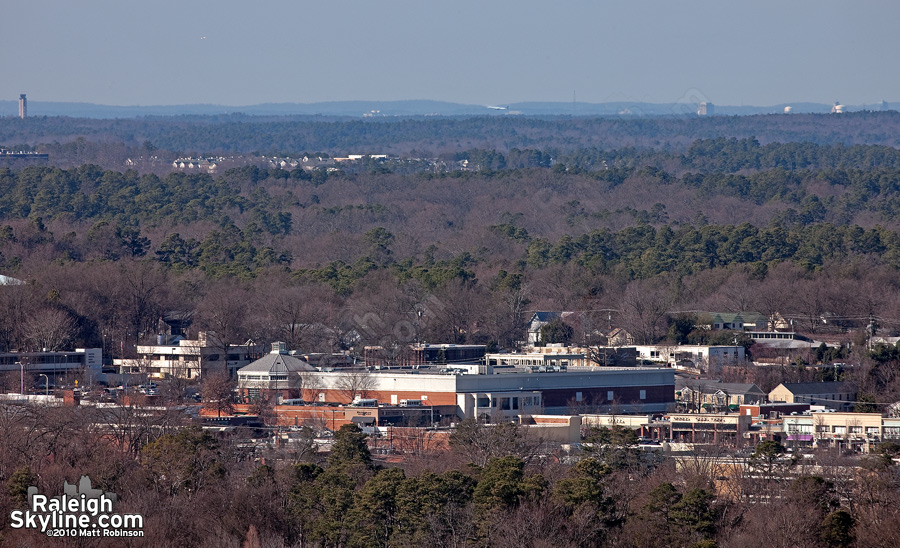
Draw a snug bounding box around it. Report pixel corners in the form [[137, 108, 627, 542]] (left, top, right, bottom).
[[17, 361, 23, 394], [38, 374, 49, 396]]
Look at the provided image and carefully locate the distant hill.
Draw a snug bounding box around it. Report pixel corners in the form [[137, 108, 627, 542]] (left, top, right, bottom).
[[1, 99, 895, 119]]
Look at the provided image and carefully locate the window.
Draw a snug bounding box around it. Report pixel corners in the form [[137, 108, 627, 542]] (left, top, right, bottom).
[[501, 398, 511, 410], [512, 397, 519, 410], [477, 397, 490, 408], [576, 392, 583, 402], [640, 390, 646, 400], [607, 391, 614, 401]]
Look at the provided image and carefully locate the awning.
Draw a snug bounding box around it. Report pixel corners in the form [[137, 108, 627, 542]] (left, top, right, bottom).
[[701, 403, 712, 409], [351, 416, 376, 425], [728, 404, 739, 411]]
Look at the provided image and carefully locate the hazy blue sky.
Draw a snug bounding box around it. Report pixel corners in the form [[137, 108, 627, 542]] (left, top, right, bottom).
[[2, 0, 897, 107]]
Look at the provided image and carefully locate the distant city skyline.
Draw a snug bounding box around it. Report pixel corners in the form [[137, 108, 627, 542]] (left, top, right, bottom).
[[2, 0, 898, 108]]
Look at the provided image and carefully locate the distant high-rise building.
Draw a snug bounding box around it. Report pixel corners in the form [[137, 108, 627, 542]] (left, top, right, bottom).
[[18, 94, 26, 119], [784, 106, 793, 114], [697, 102, 714, 116], [831, 101, 845, 114], [882, 100, 891, 111]]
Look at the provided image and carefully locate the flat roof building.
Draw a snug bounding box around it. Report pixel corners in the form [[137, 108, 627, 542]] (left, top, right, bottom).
[[0, 348, 101, 376], [298, 366, 675, 420]]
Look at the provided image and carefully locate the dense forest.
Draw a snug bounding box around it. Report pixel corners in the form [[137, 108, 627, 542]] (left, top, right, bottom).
[[2, 131, 900, 403], [3, 113, 900, 547]]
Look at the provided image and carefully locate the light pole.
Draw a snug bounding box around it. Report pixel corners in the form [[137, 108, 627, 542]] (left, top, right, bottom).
[[17, 361, 23, 394], [39, 374, 49, 396]]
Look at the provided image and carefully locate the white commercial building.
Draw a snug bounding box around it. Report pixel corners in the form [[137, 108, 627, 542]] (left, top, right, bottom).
[[120, 332, 263, 379]]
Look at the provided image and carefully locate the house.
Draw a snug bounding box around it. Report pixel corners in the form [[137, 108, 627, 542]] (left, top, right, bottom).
[[696, 312, 768, 331], [768, 381, 856, 411], [237, 342, 316, 402], [676, 379, 766, 412], [526, 312, 561, 345], [607, 328, 634, 346]]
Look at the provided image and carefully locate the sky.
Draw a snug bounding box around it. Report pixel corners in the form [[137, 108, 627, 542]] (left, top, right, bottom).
[[2, 0, 898, 107]]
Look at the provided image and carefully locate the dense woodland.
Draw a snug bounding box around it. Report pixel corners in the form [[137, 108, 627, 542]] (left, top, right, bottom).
[[4, 126, 900, 396], [3, 113, 900, 546]]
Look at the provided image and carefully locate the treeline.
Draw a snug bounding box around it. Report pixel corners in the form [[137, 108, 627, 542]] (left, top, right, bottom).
[[523, 223, 900, 278], [682, 137, 900, 172], [3, 111, 900, 156]]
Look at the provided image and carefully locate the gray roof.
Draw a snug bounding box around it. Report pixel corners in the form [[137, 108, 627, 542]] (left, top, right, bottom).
[[239, 353, 315, 374], [704, 312, 767, 325], [676, 379, 765, 395], [530, 312, 561, 324], [776, 381, 855, 395]]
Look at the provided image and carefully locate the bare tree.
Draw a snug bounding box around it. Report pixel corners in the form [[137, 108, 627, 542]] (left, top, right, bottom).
[[203, 370, 236, 418], [336, 369, 376, 403], [264, 280, 342, 353], [300, 371, 324, 403], [21, 307, 77, 351], [448, 419, 546, 467], [619, 278, 672, 344]]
